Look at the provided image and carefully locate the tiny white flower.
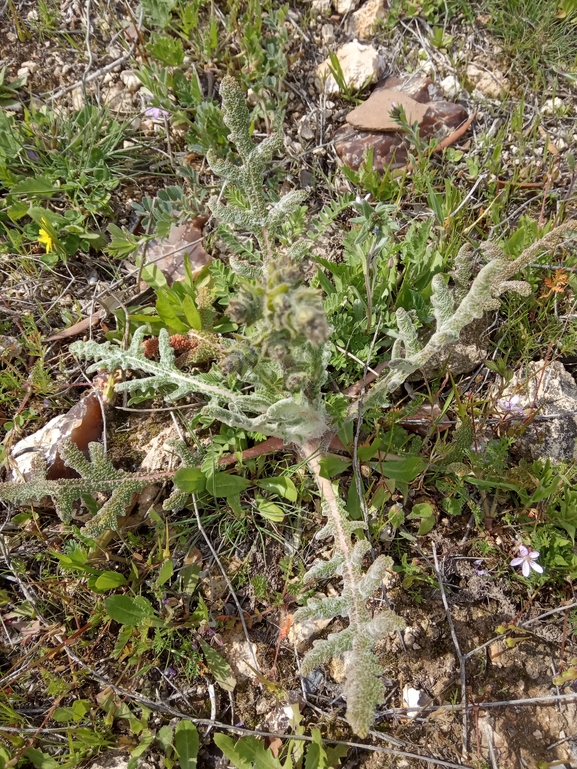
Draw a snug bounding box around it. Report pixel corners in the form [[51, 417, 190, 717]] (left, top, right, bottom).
[[497, 394, 525, 416], [510, 544, 543, 578], [354, 193, 371, 205]]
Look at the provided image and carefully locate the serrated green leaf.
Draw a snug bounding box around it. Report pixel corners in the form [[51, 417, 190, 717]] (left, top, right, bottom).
[[206, 472, 251, 498], [198, 638, 236, 691], [174, 721, 199, 769], [10, 175, 56, 197], [256, 476, 297, 502]]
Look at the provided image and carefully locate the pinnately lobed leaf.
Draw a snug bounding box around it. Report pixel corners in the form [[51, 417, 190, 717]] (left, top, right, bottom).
[[61, 76, 577, 737]]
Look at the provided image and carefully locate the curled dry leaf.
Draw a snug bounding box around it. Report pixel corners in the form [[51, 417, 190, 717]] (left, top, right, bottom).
[[11, 378, 111, 481]]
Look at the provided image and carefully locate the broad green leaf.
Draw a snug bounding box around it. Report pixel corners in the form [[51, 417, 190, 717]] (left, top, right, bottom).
[[174, 467, 206, 494], [180, 563, 200, 594], [374, 456, 426, 482], [156, 292, 189, 333], [256, 476, 298, 502], [417, 515, 435, 536], [141, 0, 178, 27], [206, 472, 251, 498], [157, 559, 174, 587], [325, 744, 349, 765], [129, 731, 154, 762], [443, 497, 464, 516], [157, 725, 174, 752], [7, 201, 28, 221], [182, 295, 202, 330], [407, 503, 435, 535], [105, 595, 155, 626], [141, 263, 168, 289], [213, 735, 283, 769], [387, 504, 404, 529], [255, 495, 284, 523], [94, 571, 127, 590], [357, 439, 379, 462], [53, 700, 91, 722], [174, 721, 199, 769], [198, 638, 236, 691], [227, 493, 244, 517], [213, 734, 252, 769], [23, 749, 58, 769], [319, 454, 352, 479], [112, 625, 132, 658], [346, 476, 363, 520], [337, 421, 353, 447], [52, 707, 76, 723], [407, 503, 433, 519], [305, 729, 328, 769], [190, 595, 209, 624], [70, 728, 109, 746]]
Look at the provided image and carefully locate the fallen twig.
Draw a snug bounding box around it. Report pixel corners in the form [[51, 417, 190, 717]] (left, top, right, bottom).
[[432, 543, 469, 756]]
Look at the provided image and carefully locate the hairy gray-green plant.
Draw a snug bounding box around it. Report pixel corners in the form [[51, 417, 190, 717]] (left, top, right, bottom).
[[58, 78, 577, 735], [0, 439, 195, 538]]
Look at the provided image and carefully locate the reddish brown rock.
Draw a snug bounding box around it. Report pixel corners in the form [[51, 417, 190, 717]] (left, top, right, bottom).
[[335, 76, 469, 171], [375, 75, 432, 103]]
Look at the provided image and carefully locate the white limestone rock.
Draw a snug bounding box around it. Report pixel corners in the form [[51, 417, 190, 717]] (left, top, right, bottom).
[[316, 41, 383, 95]]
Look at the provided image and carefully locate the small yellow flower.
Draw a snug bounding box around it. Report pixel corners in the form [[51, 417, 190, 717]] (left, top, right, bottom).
[[38, 228, 53, 253]]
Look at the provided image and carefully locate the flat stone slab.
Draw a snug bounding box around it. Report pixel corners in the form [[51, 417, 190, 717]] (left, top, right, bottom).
[[346, 89, 429, 132]]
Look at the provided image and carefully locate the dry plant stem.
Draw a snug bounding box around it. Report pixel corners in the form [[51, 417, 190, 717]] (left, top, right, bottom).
[[191, 494, 260, 674], [432, 543, 468, 757]]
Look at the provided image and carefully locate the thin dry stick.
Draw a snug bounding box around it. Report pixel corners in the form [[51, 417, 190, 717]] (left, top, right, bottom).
[[191, 494, 260, 673], [481, 719, 499, 769], [378, 690, 577, 716], [432, 543, 468, 757], [81, 0, 94, 100]]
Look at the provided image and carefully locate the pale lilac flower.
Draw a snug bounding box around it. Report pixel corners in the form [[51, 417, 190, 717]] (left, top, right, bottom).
[[164, 666, 178, 677], [473, 559, 488, 576], [354, 192, 371, 205], [510, 545, 543, 577], [145, 106, 169, 120], [497, 394, 525, 416]]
